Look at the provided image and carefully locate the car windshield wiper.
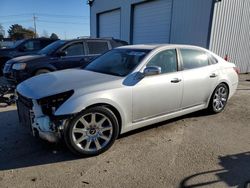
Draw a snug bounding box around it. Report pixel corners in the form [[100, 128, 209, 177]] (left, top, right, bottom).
[[88, 69, 124, 77]]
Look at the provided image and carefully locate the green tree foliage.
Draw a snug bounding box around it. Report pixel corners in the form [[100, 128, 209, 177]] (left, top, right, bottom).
[[8, 24, 36, 40], [50, 33, 59, 40]]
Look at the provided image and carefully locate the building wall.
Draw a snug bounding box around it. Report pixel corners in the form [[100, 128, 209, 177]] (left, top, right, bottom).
[[209, 0, 250, 73], [90, 0, 143, 43], [90, 0, 213, 48]]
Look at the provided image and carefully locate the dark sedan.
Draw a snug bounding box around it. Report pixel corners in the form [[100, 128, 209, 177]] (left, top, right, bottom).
[[3, 38, 128, 84]]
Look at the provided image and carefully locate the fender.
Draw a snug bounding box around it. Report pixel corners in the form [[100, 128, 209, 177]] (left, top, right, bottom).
[[55, 89, 132, 131]]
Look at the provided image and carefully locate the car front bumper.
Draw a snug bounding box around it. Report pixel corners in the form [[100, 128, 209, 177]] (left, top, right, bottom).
[[17, 93, 63, 143], [4, 69, 31, 84]]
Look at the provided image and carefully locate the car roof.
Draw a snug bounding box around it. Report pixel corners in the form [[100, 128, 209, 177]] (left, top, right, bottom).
[[63, 38, 122, 43], [117, 44, 206, 51]]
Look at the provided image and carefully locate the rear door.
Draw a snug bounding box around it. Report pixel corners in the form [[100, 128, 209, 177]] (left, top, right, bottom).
[[179, 48, 219, 108]]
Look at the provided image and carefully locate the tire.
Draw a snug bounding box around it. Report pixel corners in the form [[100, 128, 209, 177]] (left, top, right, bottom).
[[64, 106, 119, 156], [35, 69, 51, 76], [208, 83, 229, 114]]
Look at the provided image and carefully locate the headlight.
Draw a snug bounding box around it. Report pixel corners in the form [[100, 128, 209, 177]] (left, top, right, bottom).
[[37, 90, 74, 116], [12, 63, 27, 70]]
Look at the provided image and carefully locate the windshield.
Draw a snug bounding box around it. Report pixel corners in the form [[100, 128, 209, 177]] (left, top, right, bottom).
[[38, 40, 66, 55], [11, 40, 25, 48], [85, 49, 151, 77]]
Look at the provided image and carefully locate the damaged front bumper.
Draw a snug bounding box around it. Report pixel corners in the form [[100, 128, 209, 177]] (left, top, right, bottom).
[[17, 94, 68, 143]]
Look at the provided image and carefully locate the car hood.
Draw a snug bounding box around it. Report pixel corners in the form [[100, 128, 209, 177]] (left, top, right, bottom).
[[7, 55, 48, 64], [0, 48, 13, 56], [0, 48, 13, 52], [17, 69, 123, 99]]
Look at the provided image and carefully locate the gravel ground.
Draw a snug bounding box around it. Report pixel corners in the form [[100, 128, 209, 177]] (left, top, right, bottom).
[[0, 74, 249, 188]]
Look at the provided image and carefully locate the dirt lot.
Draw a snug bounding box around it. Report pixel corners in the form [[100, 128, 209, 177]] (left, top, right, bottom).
[[0, 75, 249, 188]]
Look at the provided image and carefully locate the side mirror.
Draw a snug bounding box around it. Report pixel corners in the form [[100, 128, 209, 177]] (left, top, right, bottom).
[[56, 51, 67, 57], [143, 66, 161, 76]]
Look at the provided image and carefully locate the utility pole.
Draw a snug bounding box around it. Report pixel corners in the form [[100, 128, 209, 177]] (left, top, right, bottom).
[[64, 31, 67, 40], [33, 13, 37, 38]]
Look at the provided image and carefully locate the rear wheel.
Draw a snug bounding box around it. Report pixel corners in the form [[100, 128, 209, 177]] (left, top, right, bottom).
[[208, 83, 229, 113], [64, 106, 119, 156]]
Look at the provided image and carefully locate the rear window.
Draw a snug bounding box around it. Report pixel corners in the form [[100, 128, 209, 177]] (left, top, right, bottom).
[[180, 49, 210, 70], [24, 40, 41, 51], [86, 41, 109, 55]]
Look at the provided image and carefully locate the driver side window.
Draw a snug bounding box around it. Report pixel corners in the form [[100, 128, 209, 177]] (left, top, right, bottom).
[[147, 49, 178, 74]]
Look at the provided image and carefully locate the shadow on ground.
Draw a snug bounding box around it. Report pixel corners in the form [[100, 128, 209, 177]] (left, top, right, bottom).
[[0, 107, 213, 171], [0, 109, 79, 171], [180, 152, 250, 188], [120, 109, 212, 138]]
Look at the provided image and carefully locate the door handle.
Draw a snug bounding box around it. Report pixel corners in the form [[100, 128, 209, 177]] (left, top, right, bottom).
[[210, 73, 218, 78], [171, 78, 182, 83]]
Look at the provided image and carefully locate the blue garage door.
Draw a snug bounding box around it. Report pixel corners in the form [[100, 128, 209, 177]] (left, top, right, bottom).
[[99, 9, 121, 39], [133, 0, 173, 44]]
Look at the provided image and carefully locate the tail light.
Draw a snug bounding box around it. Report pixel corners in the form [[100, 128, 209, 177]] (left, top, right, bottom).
[[224, 54, 229, 61], [233, 67, 240, 74]]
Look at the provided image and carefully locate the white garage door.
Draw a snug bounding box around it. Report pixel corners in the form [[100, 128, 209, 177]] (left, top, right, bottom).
[[133, 0, 173, 44], [98, 9, 121, 39]]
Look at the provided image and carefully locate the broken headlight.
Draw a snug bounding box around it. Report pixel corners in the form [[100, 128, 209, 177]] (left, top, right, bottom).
[[37, 90, 74, 116]]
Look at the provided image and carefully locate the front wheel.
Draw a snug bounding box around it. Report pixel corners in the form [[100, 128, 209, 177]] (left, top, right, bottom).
[[64, 106, 119, 156], [35, 69, 51, 76], [208, 83, 229, 113]]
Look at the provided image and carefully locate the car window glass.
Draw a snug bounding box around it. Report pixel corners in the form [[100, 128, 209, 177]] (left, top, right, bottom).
[[23, 40, 41, 51], [180, 49, 209, 69], [87, 41, 109, 54], [147, 49, 177, 74], [63, 43, 84, 56], [85, 49, 150, 76], [40, 40, 53, 48]]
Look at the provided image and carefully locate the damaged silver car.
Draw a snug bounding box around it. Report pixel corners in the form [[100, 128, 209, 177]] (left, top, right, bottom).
[[16, 44, 239, 156]]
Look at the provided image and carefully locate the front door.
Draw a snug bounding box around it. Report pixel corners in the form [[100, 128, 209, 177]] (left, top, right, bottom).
[[57, 42, 85, 69], [132, 49, 183, 122]]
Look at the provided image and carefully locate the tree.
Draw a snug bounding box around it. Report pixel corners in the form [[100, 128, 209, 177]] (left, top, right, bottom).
[[8, 24, 36, 40], [50, 33, 59, 40]]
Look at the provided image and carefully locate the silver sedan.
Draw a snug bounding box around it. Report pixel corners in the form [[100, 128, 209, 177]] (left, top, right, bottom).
[[17, 44, 239, 156]]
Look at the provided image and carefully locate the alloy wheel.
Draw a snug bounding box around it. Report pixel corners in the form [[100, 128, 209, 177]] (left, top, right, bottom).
[[71, 112, 113, 152], [212, 85, 228, 112]]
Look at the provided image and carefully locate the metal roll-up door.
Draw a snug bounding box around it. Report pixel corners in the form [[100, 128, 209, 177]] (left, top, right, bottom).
[[132, 0, 173, 44], [98, 9, 121, 39]]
